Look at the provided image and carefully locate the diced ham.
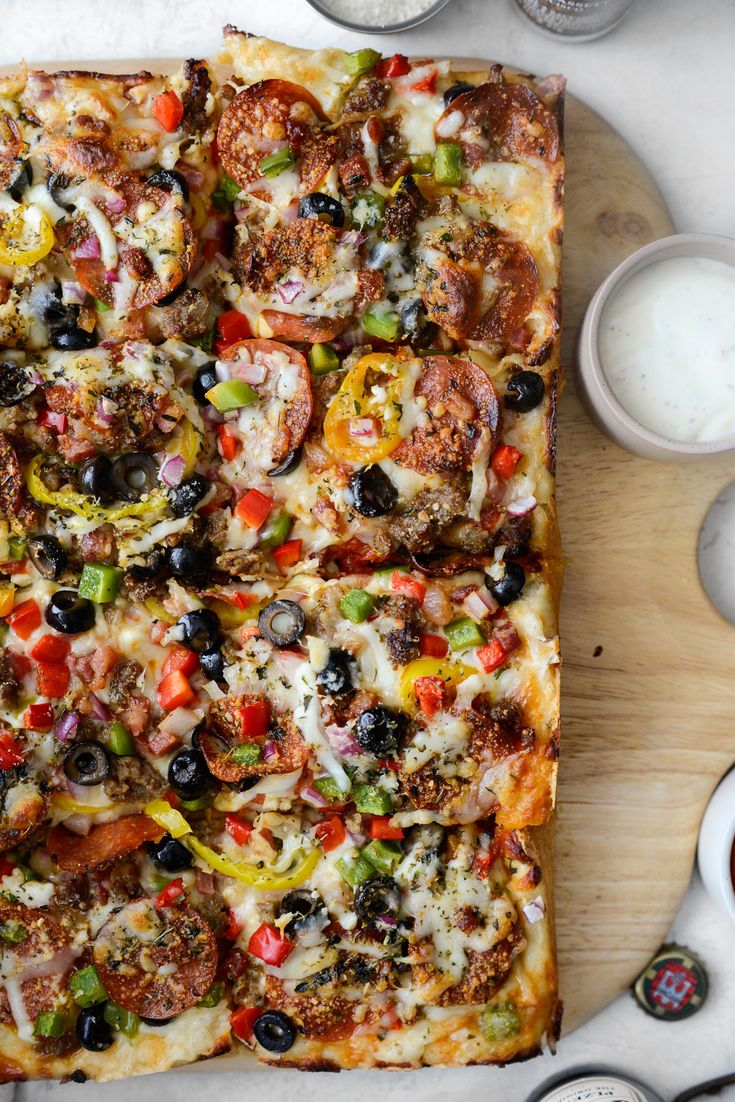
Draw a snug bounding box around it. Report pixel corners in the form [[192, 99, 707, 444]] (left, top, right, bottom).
[[147, 727, 181, 756], [123, 694, 152, 738], [57, 435, 98, 463]]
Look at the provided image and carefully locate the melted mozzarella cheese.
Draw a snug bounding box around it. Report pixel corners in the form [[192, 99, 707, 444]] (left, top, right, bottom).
[[74, 197, 118, 269]]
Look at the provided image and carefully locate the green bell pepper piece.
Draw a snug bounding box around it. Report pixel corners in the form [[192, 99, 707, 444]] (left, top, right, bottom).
[[211, 173, 241, 211], [344, 48, 381, 76], [364, 308, 400, 342], [205, 379, 259, 412], [34, 1011, 66, 1038], [259, 148, 296, 177], [0, 920, 27, 944], [308, 343, 340, 376], [445, 616, 485, 651], [69, 965, 108, 1008], [362, 838, 402, 874], [231, 743, 262, 766], [352, 783, 392, 816], [433, 141, 462, 187], [260, 512, 293, 550], [409, 153, 434, 175], [350, 192, 384, 229], [7, 536, 26, 560], [106, 721, 135, 757], [197, 981, 225, 1008], [104, 1000, 140, 1038], [336, 852, 375, 887], [314, 776, 348, 804], [339, 588, 376, 623], [479, 1002, 520, 1042], [179, 792, 216, 811], [78, 563, 122, 604]]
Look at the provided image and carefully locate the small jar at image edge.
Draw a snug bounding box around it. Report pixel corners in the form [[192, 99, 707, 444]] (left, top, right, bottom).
[[512, 0, 636, 40]]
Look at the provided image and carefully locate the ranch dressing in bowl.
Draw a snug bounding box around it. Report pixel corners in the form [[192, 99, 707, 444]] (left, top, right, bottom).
[[599, 256, 735, 443]]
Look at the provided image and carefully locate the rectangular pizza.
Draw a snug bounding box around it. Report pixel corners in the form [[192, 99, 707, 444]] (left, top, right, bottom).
[[0, 28, 564, 1082]]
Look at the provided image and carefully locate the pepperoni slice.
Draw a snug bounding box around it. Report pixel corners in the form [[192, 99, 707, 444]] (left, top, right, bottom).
[[265, 976, 358, 1042], [56, 178, 196, 309], [217, 79, 336, 197], [436, 80, 560, 164], [0, 905, 73, 1031], [221, 338, 313, 465], [0, 775, 47, 853], [200, 695, 307, 783], [393, 356, 499, 474], [261, 310, 346, 342], [417, 217, 539, 343], [93, 900, 217, 1019], [0, 114, 24, 191], [47, 815, 164, 872]]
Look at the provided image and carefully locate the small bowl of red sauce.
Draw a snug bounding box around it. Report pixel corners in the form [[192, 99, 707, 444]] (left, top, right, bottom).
[[698, 766, 735, 921]]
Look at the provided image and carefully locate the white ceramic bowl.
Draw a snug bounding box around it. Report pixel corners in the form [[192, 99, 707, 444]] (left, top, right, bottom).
[[697, 766, 735, 922], [305, 0, 452, 33], [576, 233, 735, 461]]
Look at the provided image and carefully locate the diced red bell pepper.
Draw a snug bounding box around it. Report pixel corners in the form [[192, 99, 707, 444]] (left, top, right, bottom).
[[6, 599, 41, 641], [37, 407, 67, 434], [370, 817, 404, 841], [157, 669, 195, 711], [234, 489, 273, 530], [315, 815, 345, 853], [148, 728, 182, 757], [240, 624, 261, 644], [29, 634, 71, 663], [419, 632, 448, 658], [391, 570, 426, 604], [223, 907, 243, 941], [410, 71, 437, 94], [414, 675, 447, 718], [247, 922, 294, 966], [162, 644, 199, 680], [476, 639, 508, 673], [155, 876, 186, 909], [375, 53, 411, 78], [0, 730, 25, 768], [216, 310, 252, 351], [225, 813, 253, 847], [0, 855, 15, 879], [231, 1006, 261, 1042], [216, 590, 259, 610], [492, 444, 523, 479], [218, 424, 240, 461], [238, 699, 271, 739], [34, 661, 70, 699], [0, 560, 29, 576], [272, 538, 302, 572], [22, 702, 54, 732], [152, 89, 184, 132]]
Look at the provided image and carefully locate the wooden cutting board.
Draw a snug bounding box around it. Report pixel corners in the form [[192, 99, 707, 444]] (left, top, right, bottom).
[[10, 56, 735, 1039]]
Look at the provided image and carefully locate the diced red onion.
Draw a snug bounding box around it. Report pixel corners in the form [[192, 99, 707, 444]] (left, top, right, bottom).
[[96, 397, 117, 426], [262, 740, 278, 763], [340, 229, 365, 248], [104, 191, 126, 214], [300, 784, 329, 809], [54, 711, 80, 742], [492, 617, 520, 654], [175, 162, 205, 190], [215, 362, 231, 383], [160, 453, 186, 488], [100, 339, 118, 350], [377, 914, 398, 928], [214, 251, 232, 272], [325, 724, 361, 758], [279, 203, 298, 224], [522, 896, 546, 924], [506, 495, 537, 517], [436, 109, 464, 138], [40, 409, 67, 434], [231, 360, 266, 385], [105, 268, 120, 283], [276, 278, 304, 305], [463, 587, 498, 621], [62, 815, 93, 837], [29, 368, 44, 386], [61, 280, 87, 306], [88, 692, 111, 721], [348, 417, 378, 440], [75, 236, 101, 260], [195, 868, 216, 896]]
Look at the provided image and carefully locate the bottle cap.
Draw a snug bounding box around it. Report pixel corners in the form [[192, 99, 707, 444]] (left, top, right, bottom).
[[633, 944, 708, 1020]]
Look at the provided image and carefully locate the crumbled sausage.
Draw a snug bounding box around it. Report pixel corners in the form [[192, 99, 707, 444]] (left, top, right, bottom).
[[102, 754, 166, 804], [107, 660, 144, 708], [390, 483, 467, 554]]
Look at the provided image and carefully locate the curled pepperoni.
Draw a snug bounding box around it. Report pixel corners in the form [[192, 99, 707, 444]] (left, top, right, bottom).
[[417, 217, 539, 344], [221, 339, 313, 465], [436, 80, 560, 164], [262, 310, 346, 342], [393, 356, 499, 474], [57, 178, 196, 310], [0, 905, 72, 1031], [93, 900, 217, 1019], [409, 551, 490, 577], [217, 79, 336, 197], [200, 695, 307, 783], [0, 776, 47, 853], [265, 976, 358, 1042], [0, 114, 24, 191], [47, 815, 164, 872]]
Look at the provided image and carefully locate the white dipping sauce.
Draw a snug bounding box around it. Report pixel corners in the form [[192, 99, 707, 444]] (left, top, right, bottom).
[[599, 256, 735, 443]]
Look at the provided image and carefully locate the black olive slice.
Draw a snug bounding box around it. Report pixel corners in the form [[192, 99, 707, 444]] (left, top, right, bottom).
[[78, 455, 115, 503], [46, 590, 96, 634], [443, 81, 474, 106], [354, 875, 401, 923], [297, 192, 345, 228], [63, 741, 111, 787], [199, 645, 225, 682], [167, 746, 212, 800], [148, 833, 193, 873], [504, 370, 545, 413], [252, 1010, 297, 1053], [154, 282, 187, 308], [76, 1005, 113, 1052], [267, 446, 302, 478], [277, 890, 326, 935], [349, 465, 398, 518], [176, 609, 221, 653], [27, 535, 67, 581], [488, 562, 526, 606], [0, 363, 36, 407], [167, 542, 214, 581], [111, 453, 158, 502], [258, 600, 306, 647], [8, 160, 32, 202], [126, 548, 167, 583], [146, 168, 190, 203], [355, 706, 405, 755], [315, 648, 353, 695], [50, 327, 96, 351], [168, 475, 210, 517], [192, 364, 218, 405]]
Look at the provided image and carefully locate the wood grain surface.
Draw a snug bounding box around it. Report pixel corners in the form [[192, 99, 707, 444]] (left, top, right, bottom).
[[7, 55, 734, 1041]]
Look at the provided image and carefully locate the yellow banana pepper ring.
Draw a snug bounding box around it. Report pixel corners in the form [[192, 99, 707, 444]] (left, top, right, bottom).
[[0, 204, 54, 267], [52, 793, 114, 815], [399, 657, 475, 715], [323, 352, 409, 463], [144, 800, 321, 890], [174, 417, 201, 476], [26, 453, 165, 522]]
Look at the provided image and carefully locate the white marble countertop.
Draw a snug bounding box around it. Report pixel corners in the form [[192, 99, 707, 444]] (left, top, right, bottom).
[[2, 1, 735, 1099]]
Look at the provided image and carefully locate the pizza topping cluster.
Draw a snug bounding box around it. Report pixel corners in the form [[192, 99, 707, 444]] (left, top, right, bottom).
[[0, 31, 563, 1079]]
